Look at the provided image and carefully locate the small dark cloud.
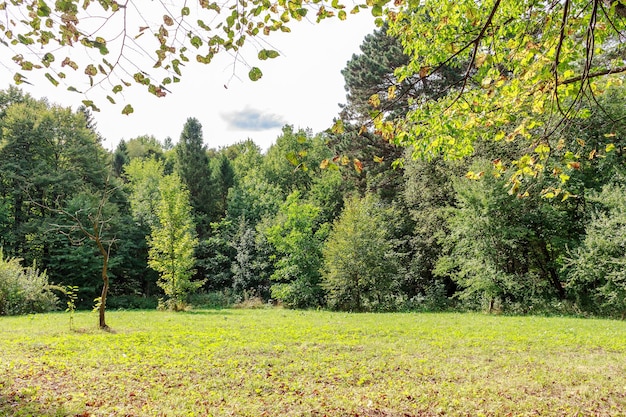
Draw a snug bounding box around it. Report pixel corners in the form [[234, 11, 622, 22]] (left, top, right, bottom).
[[222, 107, 286, 131]]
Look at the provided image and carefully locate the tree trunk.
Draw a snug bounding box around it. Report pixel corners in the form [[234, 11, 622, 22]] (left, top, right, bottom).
[[95, 226, 110, 330]]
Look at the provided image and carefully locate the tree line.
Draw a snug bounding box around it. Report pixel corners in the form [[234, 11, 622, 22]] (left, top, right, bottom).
[[1, 25, 626, 319]]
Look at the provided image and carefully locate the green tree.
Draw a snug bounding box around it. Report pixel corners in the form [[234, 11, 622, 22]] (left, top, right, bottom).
[[231, 217, 272, 299], [210, 154, 235, 219], [375, 0, 626, 188], [125, 135, 165, 161], [175, 118, 214, 236], [112, 140, 130, 177], [0, 90, 109, 268], [566, 184, 626, 317], [147, 174, 201, 310], [322, 194, 399, 311], [263, 191, 328, 308], [124, 158, 166, 229], [261, 126, 331, 196], [435, 161, 576, 312]]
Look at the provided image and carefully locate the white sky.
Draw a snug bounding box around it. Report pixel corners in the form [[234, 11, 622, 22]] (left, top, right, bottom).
[[1, 11, 376, 151]]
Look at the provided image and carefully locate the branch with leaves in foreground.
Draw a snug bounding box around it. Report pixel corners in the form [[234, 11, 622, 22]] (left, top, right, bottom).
[[1, 0, 365, 113]]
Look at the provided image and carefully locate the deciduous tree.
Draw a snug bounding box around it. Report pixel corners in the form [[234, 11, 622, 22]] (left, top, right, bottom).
[[147, 174, 201, 310]]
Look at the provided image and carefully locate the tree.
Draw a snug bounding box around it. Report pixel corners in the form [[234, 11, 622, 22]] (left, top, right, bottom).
[[0, 89, 111, 290], [5, 0, 626, 184], [175, 118, 214, 236], [52, 186, 120, 329], [370, 0, 626, 191], [262, 191, 328, 308], [1, 0, 351, 111], [566, 184, 626, 317], [147, 173, 201, 310], [210, 154, 235, 219], [231, 217, 272, 299], [124, 158, 165, 230], [435, 161, 578, 312], [125, 135, 165, 161], [322, 194, 399, 311], [112, 140, 130, 177], [261, 125, 331, 196]]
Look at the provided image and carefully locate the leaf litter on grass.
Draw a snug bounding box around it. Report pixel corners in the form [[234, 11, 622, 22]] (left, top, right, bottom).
[[1, 310, 626, 416]]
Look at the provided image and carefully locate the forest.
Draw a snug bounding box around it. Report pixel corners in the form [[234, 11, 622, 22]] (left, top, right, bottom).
[[1, 23, 626, 320]]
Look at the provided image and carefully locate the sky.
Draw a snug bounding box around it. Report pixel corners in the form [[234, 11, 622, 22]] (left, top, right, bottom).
[[1, 10, 377, 152]]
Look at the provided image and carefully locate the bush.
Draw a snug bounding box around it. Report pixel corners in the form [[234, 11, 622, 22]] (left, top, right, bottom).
[[0, 250, 59, 315]]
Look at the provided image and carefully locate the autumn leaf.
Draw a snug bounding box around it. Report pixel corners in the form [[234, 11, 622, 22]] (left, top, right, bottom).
[[354, 159, 363, 173]]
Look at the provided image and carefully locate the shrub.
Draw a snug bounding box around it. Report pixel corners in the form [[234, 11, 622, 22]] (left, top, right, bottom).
[[0, 250, 59, 315]]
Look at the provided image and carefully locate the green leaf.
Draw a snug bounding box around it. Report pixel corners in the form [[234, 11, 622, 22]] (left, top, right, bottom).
[[181, 6, 190, 16], [371, 4, 382, 16], [82, 100, 100, 112], [37, 0, 51, 16], [248, 66, 263, 81], [286, 151, 299, 166], [44, 72, 58, 86], [258, 49, 279, 60], [122, 104, 134, 115], [190, 36, 202, 48]]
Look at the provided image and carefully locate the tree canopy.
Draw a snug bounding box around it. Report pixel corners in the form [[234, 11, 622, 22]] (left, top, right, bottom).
[[4, 0, 626, 192]]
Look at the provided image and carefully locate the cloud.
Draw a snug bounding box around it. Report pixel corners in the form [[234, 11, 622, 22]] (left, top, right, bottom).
[[222, 107, 286, 131]]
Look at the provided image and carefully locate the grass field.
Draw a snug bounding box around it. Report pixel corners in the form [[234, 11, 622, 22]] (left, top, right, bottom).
[[1, 309, 626, 416]]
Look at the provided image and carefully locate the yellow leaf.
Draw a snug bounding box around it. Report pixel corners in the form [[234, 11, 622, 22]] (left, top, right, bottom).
[[368, 93, 380, 108]]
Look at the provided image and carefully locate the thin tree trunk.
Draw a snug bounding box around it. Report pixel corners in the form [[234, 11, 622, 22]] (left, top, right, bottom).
[[95, 224, 110, 330]]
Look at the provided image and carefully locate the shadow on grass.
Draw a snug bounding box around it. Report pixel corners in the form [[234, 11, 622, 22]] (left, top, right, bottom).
[[0, 390, 80, 417]]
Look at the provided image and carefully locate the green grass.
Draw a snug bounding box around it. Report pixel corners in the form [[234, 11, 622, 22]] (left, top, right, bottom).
[[1, 309, 626, 416]]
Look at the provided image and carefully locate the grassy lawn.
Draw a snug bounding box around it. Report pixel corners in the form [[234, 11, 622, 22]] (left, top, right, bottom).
[[1, 309, 626, 416]]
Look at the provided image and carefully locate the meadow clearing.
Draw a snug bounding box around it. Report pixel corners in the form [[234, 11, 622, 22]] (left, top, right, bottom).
[[1, 309, 626, 416]]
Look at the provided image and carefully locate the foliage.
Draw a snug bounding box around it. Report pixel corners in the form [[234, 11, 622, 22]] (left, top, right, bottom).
[[147, 174, 201, 310], [261, 125, 331, 196], [376, 0, 626, 191], [0, 249, 59, 316], [566, 184, 626, 317], [322, 194, 400, 311], [124, 157, 165, 229], [400, 155, 460, 302], [210, 154, 235, 218], [0, 92, 109, 263], [175, 118, 215, 236], [124, 135, 165, 161], [263, 191, 328, 308], [2, 310, 626, 416], [231, 218, 272, 299], [1, 0, 354, 111], [436, 161, 577, 312], [195, 220, 235, 291]]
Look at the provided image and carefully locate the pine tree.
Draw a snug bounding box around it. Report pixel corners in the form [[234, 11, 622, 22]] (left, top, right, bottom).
[[175, 118, 214, 236]]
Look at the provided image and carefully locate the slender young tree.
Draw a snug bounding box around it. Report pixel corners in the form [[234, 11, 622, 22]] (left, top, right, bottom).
[[50, 185, 119, 329], [147, 174, 201, 310]]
